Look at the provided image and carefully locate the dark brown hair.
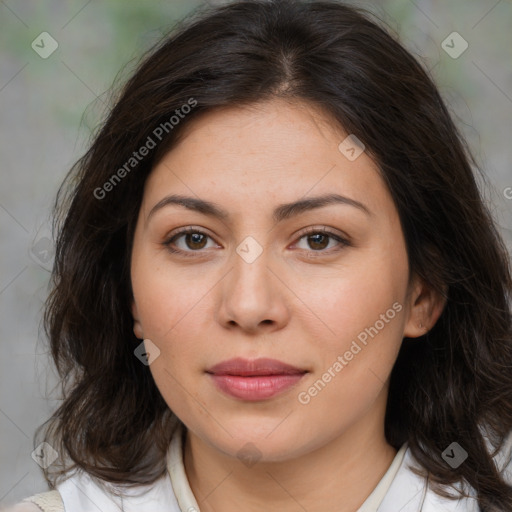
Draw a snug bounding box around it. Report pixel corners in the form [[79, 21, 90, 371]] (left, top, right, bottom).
[[36, 0, 512, 509]]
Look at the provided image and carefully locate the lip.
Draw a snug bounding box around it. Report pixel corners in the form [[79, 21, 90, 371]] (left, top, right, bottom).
[[206, 358, 308, 401], [207, 357, 306, 376]]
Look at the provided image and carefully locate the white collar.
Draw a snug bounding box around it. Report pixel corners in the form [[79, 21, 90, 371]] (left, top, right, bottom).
[[356, 442, 408, 511], [167, 422, 200, 512], [57, 422, 512, 512], [166, 423, 479, 512]]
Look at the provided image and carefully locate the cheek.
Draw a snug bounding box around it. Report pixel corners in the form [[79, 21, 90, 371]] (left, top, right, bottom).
[[296, 243, 408, 396], [311, 282, 405, 381], [131, 253, 216, 392], [295, 248, 407, 346], [296, 278, 405, 426], [133, 269, 206, 412], [132, 247, 202, 339]]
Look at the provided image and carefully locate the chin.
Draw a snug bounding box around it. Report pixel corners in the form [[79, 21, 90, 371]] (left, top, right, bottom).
[[202, 421, 310, 463]]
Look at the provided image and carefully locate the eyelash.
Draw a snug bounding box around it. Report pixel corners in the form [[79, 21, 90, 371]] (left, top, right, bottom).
[[162, 226, 351, 259]]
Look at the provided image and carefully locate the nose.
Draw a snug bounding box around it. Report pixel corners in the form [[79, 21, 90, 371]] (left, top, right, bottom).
[[215, 238, 291, 335]]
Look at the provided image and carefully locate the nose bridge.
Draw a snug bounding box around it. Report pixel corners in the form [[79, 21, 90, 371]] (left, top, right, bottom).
[[217, 232, 288, 331], [231, 233, 273, 299]]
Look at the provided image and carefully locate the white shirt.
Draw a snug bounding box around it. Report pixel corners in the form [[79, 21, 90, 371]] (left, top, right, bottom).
[[9, 423, 512, 512]]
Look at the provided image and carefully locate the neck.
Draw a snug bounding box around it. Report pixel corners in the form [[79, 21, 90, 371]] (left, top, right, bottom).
[[183, 395, 397, 512]]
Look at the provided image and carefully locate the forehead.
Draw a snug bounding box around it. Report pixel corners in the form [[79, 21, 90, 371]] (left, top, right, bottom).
[[142, 98, 393, 222], [172, 98, 348, 162]]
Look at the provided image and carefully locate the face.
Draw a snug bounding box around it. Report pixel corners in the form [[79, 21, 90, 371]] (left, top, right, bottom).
[[130, 98, 441, 462]]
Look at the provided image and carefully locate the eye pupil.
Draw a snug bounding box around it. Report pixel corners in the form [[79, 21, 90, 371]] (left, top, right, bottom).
[[309, 233, 329, 250], [166, 228, 344, 256], [187, 233, 207, 249]]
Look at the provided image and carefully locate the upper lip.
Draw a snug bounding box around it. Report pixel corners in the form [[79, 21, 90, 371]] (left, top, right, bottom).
[[206, 357, 307, 376]]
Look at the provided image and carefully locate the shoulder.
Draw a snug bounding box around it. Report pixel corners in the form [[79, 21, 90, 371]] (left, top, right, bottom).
[[1, 504, 43, 512], [379, 430, 512, 512], [56, 467, 182, 512], [2, 490, 64, 512]]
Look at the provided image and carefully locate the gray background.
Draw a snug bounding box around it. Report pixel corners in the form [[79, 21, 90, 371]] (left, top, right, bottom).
[[1, 0, 511, 507]]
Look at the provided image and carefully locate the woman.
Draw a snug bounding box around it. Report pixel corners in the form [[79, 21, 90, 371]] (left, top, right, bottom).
[[7, 0, 512, 511]]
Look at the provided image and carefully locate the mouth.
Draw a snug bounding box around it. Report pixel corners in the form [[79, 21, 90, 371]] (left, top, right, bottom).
[[206, 357, 307, 376], [206, 358, 308, 401]]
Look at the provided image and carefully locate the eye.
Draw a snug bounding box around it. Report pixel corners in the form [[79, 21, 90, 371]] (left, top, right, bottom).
[[162, 226, 351, 258], [163, 227, 216, 256], [293, 227, 350, 255]]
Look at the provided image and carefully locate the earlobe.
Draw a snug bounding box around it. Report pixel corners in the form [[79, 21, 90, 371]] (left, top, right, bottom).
[[403, 276, 447, 338], [131, 301, 144, 339]]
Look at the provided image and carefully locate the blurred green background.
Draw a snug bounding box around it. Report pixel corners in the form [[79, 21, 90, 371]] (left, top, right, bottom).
[[1, 0, 511, 506]]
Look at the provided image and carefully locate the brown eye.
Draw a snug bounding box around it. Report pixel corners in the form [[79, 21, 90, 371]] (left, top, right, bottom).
[[163, 228, 216, 256], [183, 232, 208, 250], [306, 233, 330, 251], [294, 228, 350, 254]]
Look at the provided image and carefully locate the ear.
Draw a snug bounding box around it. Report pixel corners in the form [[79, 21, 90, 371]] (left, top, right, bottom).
[[403, 274, 447, 338], [131, 300, 144, 339]]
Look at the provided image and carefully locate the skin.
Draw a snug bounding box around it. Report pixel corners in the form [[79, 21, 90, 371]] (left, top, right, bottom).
[[130, 98, 445, 512]]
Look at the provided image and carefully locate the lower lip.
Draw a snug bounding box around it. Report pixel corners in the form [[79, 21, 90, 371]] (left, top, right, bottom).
[[208, 373, 306, 401]]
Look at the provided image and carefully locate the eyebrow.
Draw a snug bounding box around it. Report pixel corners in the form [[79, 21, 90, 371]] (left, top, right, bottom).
[[146, 192, 372, 225]]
